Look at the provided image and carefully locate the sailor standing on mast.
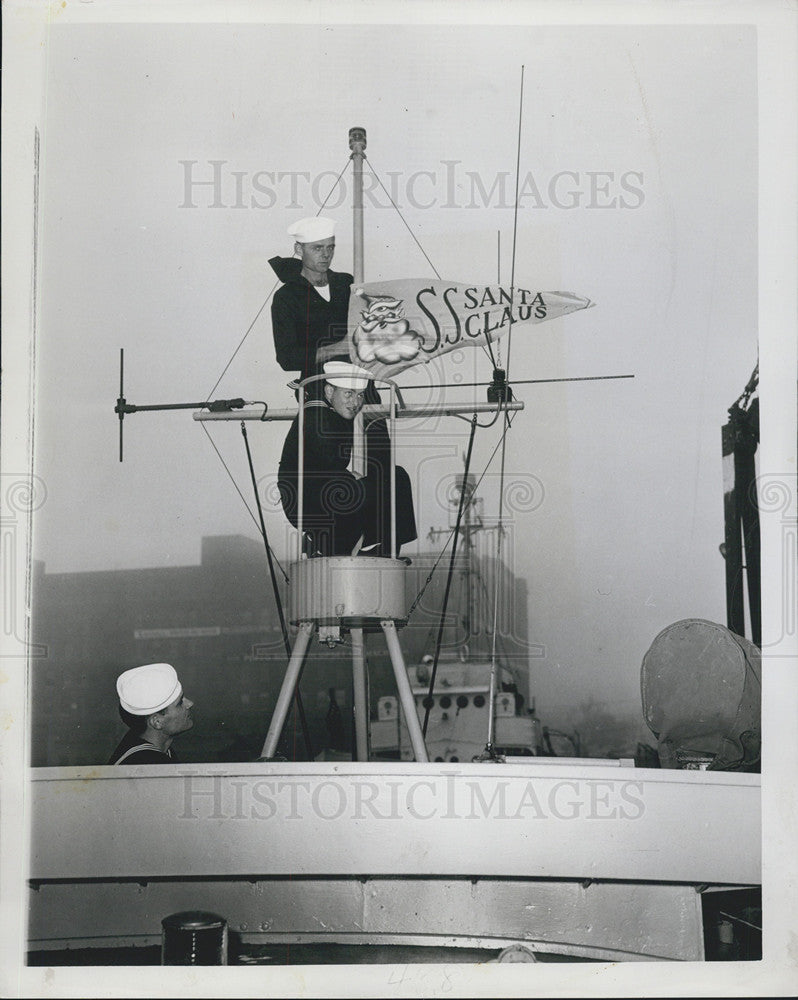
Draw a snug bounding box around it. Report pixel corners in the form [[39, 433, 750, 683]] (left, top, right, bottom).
[[270, 217, 400, 555], [269, 217, 357, 399]]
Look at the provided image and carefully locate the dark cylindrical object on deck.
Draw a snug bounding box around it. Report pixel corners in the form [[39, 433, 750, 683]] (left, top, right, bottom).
[[161, 910, 228, 965]]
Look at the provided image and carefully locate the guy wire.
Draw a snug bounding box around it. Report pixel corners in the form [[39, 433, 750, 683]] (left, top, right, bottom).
[[484, 65, 525, 755]]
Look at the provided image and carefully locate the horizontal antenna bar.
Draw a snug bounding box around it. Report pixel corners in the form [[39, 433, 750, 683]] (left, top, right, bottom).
[[193, 401, 525, 423], [115, 398, 248, 415]]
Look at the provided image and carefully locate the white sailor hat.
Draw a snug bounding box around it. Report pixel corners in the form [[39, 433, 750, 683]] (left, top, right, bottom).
[[323, 361, 372, 391], [117, 663, 182, 715], [287, 216, 336, 243]]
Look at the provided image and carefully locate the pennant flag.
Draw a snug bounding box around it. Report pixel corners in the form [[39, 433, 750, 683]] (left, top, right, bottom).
[[319, 279, 593, 381]]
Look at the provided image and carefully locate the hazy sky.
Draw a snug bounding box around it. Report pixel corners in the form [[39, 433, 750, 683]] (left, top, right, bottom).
[[31, 16, 759, 722]]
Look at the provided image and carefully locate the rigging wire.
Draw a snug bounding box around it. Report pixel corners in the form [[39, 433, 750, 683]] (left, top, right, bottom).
[[392, 374, 634, 391], [422, 414, 478, 738], [204, 289, 277, 403], [494, 229, 502, 369], [482, 65, 526, 757], [199, 422, 291, 583], [406, 408, 518, 620], [503, 64, 525, 389], [200, 423, 260, 526], [497, 229, 501, 285], [198, 159, 354, 537], [471, 552, 545, 670], [422, 492, 488, 664], [240, 421, 312, 757], [365, 157, 498, 370], [318, 158, 354, 212], [205, 158, 352, 403], [363, 157, 443, 280], [485, 405, 512, 754], [240, 421, 295, 645], [482, 329, 499, 370]]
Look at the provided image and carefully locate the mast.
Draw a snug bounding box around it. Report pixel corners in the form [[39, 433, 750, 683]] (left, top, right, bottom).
[[349, 127, 366, 285], [348, 127, 367, 477], [429, 469, 485, 652], [348, 125, 369, 752]]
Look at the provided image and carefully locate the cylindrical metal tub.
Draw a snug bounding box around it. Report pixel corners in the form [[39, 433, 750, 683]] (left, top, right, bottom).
[[288, 556, 406, 627]]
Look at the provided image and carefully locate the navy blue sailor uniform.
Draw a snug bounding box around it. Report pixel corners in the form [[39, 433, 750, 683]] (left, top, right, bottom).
[[269, 255, 381, 405], [278, 398, 416, 557], [269, 256, 353, 390], [108, 730, 177, 765]]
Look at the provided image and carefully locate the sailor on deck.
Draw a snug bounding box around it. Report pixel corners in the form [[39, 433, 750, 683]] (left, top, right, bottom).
[[108, 663, 194, 765], [277, 361, 417, 557]]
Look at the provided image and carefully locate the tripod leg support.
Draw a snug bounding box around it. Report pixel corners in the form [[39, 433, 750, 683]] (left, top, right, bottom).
[[381, 619, 429, 762], [261, 620, 315, 759], [351, 627, 369, 761]]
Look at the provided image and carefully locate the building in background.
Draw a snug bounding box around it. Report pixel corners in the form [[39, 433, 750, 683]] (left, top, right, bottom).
[[30, 535, 530, 766]]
